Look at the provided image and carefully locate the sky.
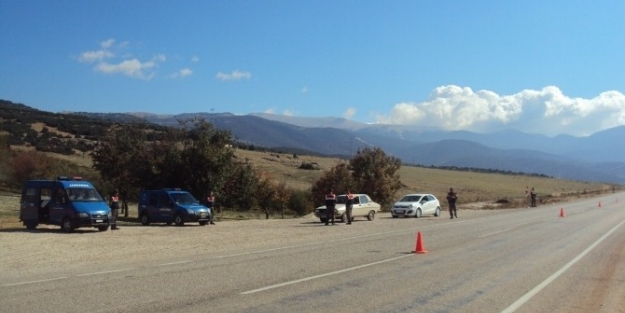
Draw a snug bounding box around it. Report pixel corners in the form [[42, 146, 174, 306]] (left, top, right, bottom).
[[1, 0, 624, 137]]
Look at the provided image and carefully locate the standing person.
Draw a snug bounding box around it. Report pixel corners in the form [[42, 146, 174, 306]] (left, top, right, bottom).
[[324, 188, 336, 226], [109, 190, 120, 230], [206, 191, 216, 225], [530, 187, 537, 207], [345, 189, 354, 225], [446, 188, 458, 219]]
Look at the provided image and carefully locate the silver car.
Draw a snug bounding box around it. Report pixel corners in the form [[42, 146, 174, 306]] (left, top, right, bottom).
[[391, 194, 441, 218], [314, 194, 380, 223]]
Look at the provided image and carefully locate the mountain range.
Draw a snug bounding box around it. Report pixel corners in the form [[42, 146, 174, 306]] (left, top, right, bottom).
[[119, 111, 625, 185]]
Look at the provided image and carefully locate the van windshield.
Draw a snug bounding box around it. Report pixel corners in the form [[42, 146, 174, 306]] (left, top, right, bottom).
[[170, 193, 199, 205], [66, 187, 104, 202]]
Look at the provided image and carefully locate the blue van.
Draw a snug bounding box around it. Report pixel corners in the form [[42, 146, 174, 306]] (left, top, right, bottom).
[[19, 176, 111, 232], [138, 189, 211, 226]]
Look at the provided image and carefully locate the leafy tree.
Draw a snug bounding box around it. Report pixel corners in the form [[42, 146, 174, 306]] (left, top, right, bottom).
[[349, 147, 402, 208], [311, 162, 354, 207]]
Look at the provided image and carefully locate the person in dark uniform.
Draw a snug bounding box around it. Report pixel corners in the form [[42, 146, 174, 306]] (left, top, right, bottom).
[[345, 189, 354, 225], [446, 188, 458, 219], [530, 187, 537, 207], [325, 188, 336, 225], [109, 190, 120, 230], [206, 191, 216, 225]]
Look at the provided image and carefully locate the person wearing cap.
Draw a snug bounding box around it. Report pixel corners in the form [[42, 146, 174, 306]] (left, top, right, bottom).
[[324, 188, 336, 225], [109, 190, 120, 230], [446, 187, 458, 219]]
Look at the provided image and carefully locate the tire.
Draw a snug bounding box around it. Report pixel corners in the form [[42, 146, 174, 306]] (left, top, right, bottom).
[[98, 225, 109, 231], [415, 208, 422, 218], [25, 222, 37, 230], [320, 218, 328, 224], [392, 215, 397, 218], [434, 207, 441, 217], [199, 221, 208, 226], [339, 213, 346, 223], [367, 210, 375, 221], [140, 213, 150, 226], [61, 217, 75, 233], [174, 214, 184, 226]]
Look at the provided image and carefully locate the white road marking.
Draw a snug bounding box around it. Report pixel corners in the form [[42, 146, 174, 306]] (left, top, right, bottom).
[[479, 228, 514, 238], [76, 268, 134, 276], [156, 260, 192, 266], [241, 254, 414, 295], [501, 219, 625, 313], [1, 276, 68, 287]]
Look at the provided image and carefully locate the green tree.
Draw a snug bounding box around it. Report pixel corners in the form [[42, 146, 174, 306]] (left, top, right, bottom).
[[311, 162, 354, 207], [349, 147, 402, 208]]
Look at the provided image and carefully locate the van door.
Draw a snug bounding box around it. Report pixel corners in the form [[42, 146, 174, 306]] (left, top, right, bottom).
[[158, 192, 174, 221], [20, 185, 40, 225], [48, 185, 72, 225]]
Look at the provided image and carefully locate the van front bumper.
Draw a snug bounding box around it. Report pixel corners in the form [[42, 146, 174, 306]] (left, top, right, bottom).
[[76, 213, 110, 227]]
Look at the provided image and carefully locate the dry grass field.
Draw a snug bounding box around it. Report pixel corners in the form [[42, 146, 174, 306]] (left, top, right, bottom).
[[0, 148, 617, 228]]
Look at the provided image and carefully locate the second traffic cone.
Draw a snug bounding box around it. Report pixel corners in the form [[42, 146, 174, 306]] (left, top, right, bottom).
[[559, 208, 565, 217], [413, 231, 428, 254]]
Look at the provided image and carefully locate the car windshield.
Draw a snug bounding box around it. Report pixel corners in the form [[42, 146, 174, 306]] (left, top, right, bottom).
[[171, 193, 199, 205], [400, 195, 423, 202], [67, 187, 104, 202]]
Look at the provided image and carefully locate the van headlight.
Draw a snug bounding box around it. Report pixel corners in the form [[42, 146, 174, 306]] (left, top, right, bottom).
[[79, 212, 89, 218], [187, 209, 194, 214]]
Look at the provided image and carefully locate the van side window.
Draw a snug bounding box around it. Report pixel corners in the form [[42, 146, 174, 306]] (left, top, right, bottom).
[[159, 193, 171, 207], [148, 193, 158, 206], [40, 188, 52, 207]]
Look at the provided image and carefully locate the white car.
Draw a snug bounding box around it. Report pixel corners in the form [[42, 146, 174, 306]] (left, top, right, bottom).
[[391, 194, 441, 218], [314, 194, 380, 223]]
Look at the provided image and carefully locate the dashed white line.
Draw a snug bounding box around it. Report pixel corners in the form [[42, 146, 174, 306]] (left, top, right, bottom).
[[156, 260, 192, 266], [241, 253, 414, 295], [1, 276, 68, 287], [76, 268, 134, 277]]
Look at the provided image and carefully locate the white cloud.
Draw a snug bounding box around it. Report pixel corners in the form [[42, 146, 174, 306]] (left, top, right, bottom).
[[191, 55, 200, 62], [215, 70, 251, 81], [343, 107, 356, 119], [375, 85, 625, 136], [95, 55, 165, 80], [264, 107, 275, 114], [283, 109, 294, 116], [171, 68, 193, 79]]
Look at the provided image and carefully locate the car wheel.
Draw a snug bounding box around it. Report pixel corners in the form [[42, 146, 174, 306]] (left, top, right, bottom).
[[415, 208, 422, 218], [320, 218, 328, 224], [435, 207, 441, 217], [392, 215, 397, 218], [61, 217, 75, 233], [98, 225, 109, 231], [339, 213, 346, 223], [367, 210, 375, 221], [174, 214, 184, 226], [199, 221, 208, 226], [140, 213, 150, 226]]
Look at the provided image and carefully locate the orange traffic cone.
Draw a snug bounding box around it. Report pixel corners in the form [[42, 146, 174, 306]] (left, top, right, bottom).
[[559, 208, 565, 217], [413, 231, 428, 254]]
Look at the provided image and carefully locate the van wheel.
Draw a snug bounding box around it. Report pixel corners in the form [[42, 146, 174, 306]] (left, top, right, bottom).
[[367, 210, 375, 221], [174, 215, 184, 226], [199, 221, 208, 226], [320, 218, 328, 224], [25, 222, 38, 230], [61, 217, 75, 233], [140, 213, 150, 226], [98, 225, 109, 231]]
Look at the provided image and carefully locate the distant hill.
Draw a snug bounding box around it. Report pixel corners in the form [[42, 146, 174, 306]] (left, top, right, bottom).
[[2, 99, 624, 184]]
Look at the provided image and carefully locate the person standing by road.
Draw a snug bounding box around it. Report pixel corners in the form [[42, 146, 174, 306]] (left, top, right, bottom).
[[109, 190, 120, 230], [324, 188, 336, 226], [446, 188, 458, 219], [530, 187, 537, 207], [206, 191, 216, 225], [345, 189, 354, 225]]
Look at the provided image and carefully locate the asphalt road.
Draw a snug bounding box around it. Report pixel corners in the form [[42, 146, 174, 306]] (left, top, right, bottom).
[[2, 193, 625, 313]]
